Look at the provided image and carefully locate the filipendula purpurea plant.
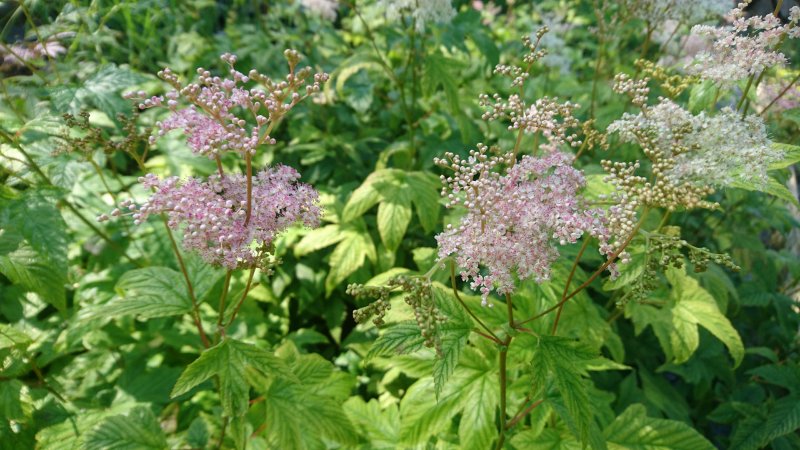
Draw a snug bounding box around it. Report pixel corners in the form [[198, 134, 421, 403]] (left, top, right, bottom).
[[347, 6, 800, 446], [96, 50, 334, 447]]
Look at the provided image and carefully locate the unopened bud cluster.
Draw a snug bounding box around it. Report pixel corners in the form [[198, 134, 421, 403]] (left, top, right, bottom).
[[618, 226, 739, 305], [350, 276, 447, 355]]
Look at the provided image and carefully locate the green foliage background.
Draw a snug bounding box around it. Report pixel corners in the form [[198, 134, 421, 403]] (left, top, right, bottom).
[[1, 0, 799, 449]]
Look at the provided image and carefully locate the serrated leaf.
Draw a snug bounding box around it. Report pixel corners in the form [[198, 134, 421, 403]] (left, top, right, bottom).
[[667, 267, 744, 367], [399, 377, 469, 445], [511, 428, 582, 449], [185, 417, 209, 448], [376, 189, 412, 251], [0, 192, 68, 310], [604, 404, 715, 450], [171, 338, 294, 417], [366, 321, 426, 361], [84, 407, 167, 450], [747, 364, 800, 393], [35, 400, 144, 450], [431, 286, 473, 398], [262, 353, 358, 450], [50, 65, 145, 119], [0, 243, 66, 311], [730, 176, 800, 207], [458, 368, 499, 450], [0, 324, 32, 350], [769, 143, 800, 170], [343, 398, 400, 449], [406, 171, 441, 233], [530, 336, 600, 447], [294, 224, 346, 257], [731, 395, 800, 450], [324, 224, 376, 294], [185, 253, 226, 303], [90, 267, 192, 319], [342, 169, 400, 222], [424, 52, 462, 113]]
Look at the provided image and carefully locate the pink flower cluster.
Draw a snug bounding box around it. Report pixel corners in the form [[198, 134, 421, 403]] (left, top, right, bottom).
[[128, 166, 320, 269], [687, 3, 800, 83], [125, 51, 329, 158], [435, 146, 604, 305]]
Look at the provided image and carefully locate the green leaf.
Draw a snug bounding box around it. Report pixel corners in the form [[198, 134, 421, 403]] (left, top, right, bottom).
[[0, 380, 32, 424], [185, 253, 226, 303], [89, 267, 192, 319], [688, 80, 717, 113], [185, 417, 209, 449], [376, 188, 412, 252], [324, 224, 376, 294], [768, 143, 800, 170], [424, 52, 462, 113], [0, 192, 68, 310], [294, 224, 346, 257], [366, 321, 426, 361], [343, 398, 399, 449], [0, 324, 31, 350], [458, 365, 499, 450], [50, 65, 145, 119], [530, 336, 600, 447], [431, 286, 473, 398], [262, 352, 358, 450], [667, 267, 744, 367], [406, 172, 441, 233], [731, 396, 800, 450], [84, 407, 168, 450], [730, 176, 800, 208], [399, 377, 469, 445], [0, 243, 66, 311], [171, 338, 294, 417], [341, 169, 400, 222], [604, 404, 715, 450]]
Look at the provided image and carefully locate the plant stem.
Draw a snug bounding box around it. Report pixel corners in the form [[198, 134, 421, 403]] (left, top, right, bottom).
[[517, 208, 649, 327], [742, 70, 766, 116], [215, 156, 224, 177], [552, 238, 591, 335], [161, 217, 210, 348], [506, 399, 544, 430], [244, 153, 253, 226], [505, 293, 514, 327], [760, 72, 800, 116], [736, 74, 755, 111], [217, 270, 233, 336], [450, 261, 503, 344], [226, 265, 258, 326], [495, 347, 509, 450]]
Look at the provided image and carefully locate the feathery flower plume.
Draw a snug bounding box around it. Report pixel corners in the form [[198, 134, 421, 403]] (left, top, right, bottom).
[[687, 3, 800, 83]]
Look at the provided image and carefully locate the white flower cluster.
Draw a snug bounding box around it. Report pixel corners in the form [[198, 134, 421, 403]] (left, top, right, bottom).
[[300, 0, 338, 21], [609, 99, 782, 188], [687, 3, 800, 83], [379, 0, 456, 32]]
